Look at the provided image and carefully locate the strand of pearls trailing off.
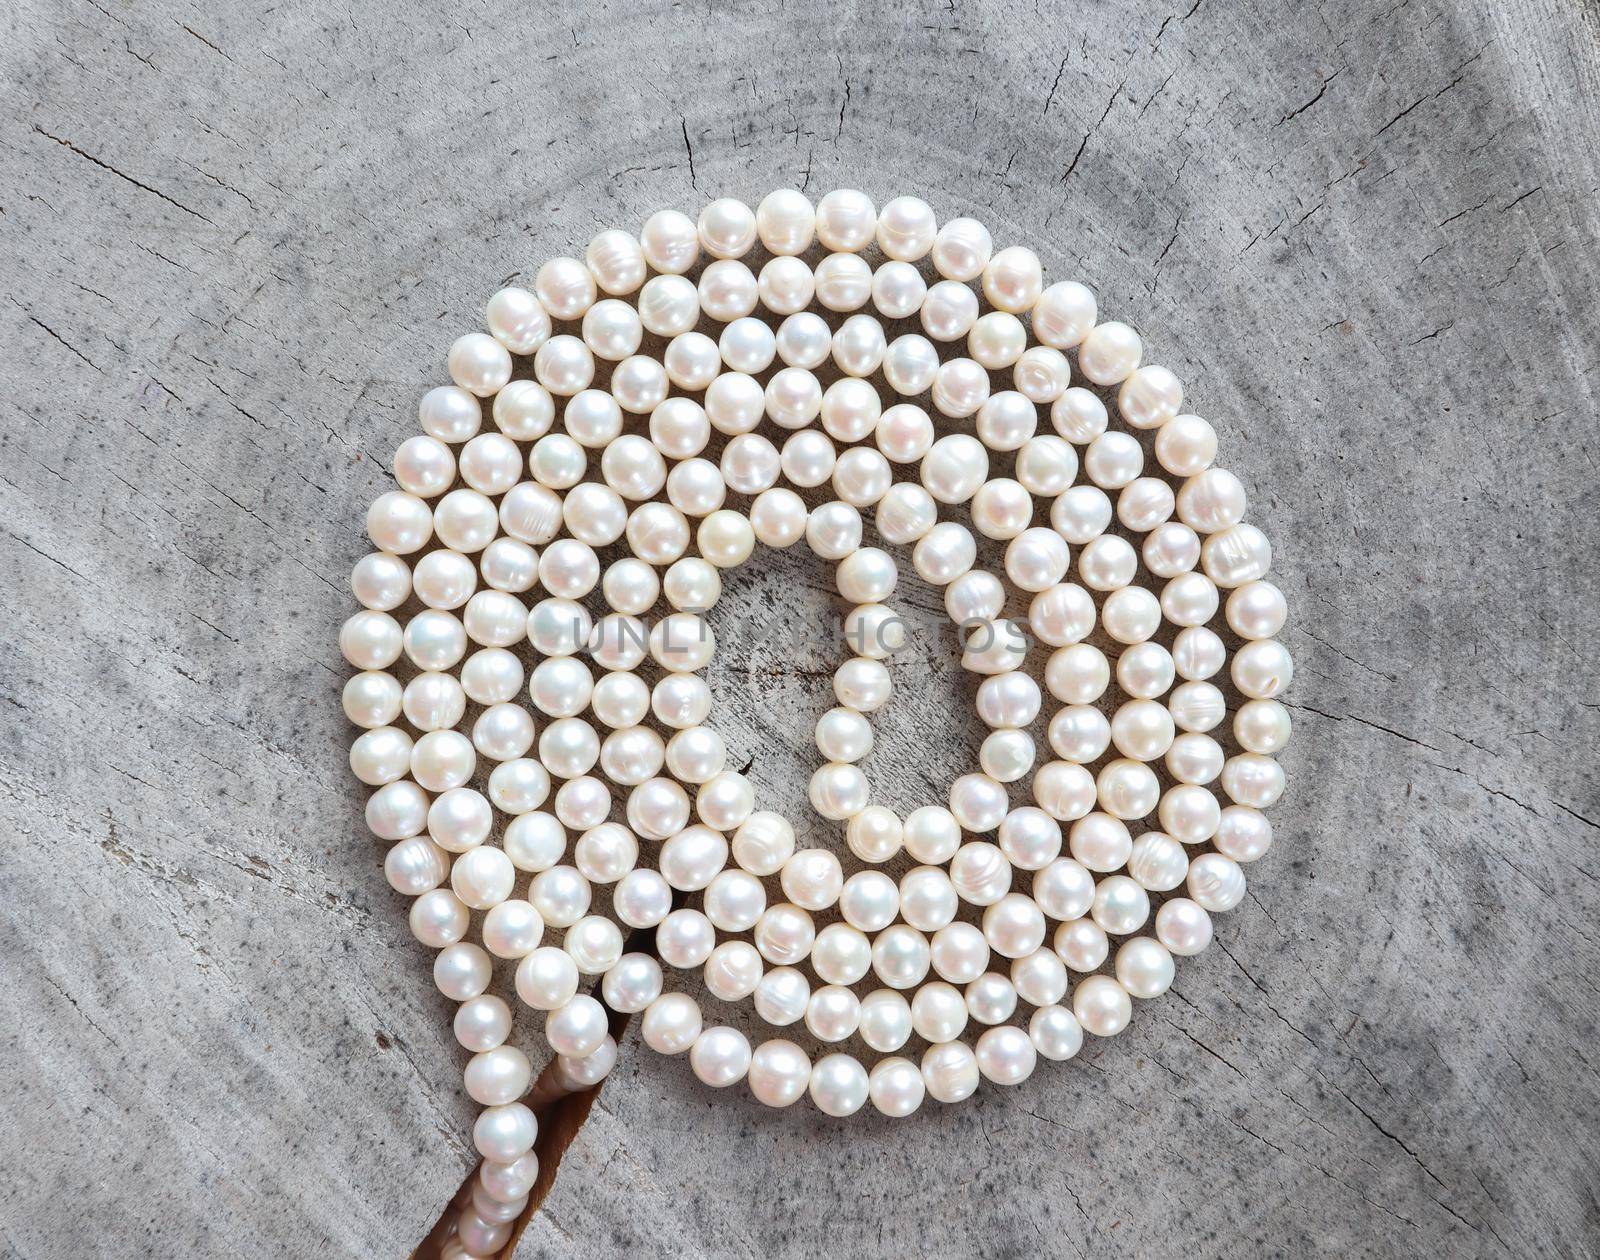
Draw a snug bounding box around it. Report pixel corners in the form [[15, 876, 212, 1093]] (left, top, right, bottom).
[[341, 189, 1291, 1257]]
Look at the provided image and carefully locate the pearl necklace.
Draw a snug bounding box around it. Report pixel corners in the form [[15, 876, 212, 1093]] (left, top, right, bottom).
[[341, 190, 1291, 1256]]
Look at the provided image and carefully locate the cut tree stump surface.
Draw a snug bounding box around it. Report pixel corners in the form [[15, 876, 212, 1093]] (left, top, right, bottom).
[[2, 1, 1597, 1256]]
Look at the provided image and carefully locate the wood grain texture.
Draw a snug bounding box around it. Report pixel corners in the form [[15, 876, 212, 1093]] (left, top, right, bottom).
[[2, 0, 1597, 1256]]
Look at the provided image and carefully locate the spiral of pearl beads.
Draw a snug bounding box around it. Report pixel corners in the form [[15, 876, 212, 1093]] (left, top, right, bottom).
[[345, 188, 1291, 1251]]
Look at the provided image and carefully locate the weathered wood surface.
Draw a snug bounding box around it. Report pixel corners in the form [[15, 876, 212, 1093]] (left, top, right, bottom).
[[2, 0, 1597, 1255]]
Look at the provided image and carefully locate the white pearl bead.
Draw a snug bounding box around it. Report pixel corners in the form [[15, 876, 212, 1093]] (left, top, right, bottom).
[[754, 966, 810, 1025], [1226, 580, 1289, 638], [494, 380, 555, 441], [869, 1056, 926, 1117], [447, 333, 512, 397], [582, 298, 642, 360], [585, 229, 646, 295], [385, 836, 447, 894], [1128, 832, 1189, 891], [809, 1053, 869, 1117], [1051, 484, 1112, 544], [971, 478, 1033, 539], [659, 825, 728, 893], [976, 1024, 1037, 1085], [833, 656, 893, 712], [871, 260, 928, 319], [1202, 523, 1273, 587], [749, 487, 807, 547], [1235, 700, 1292, 756], [546, 994, 609, 1057], [1055, 917, 1109, 971], [1155, 898, 1214, 955], [748, 1039, 811, 1107], [1231, 638, 1294, 699], [739, 456, 800, 520], [641, 993, 702, 1054], [574, 820, 639, 881], [535, 257, 596, 321], [1014, 346, 1073, 403], [1049, 383, 1113, 447], [1032, 761, 1097, 823], [1012, 947, 1069, 1008], [982, 246, 1043, 313], [969, 312, 1027, 369], [814, 252, 873, 312], [455, 994, 512, 1051], [352, 727, 414, 788], [931, 216, 993, 280], [528, 864, 591, 927], [450, 846, 514, 910], [979, 728, 1036, 783], [418, 385, 481, 442], [1030, 1004, 1084, 1060], [875, 195, 937, 261], [690, 1026, 752, 1088], [1215, 805, 1274, 863], [805, 984, 862, 1041], [1188, 852, 1247, 912], [1073, 974, 1133, 1036], [656, 908, 716, 968], [982, 893, 1046, 958], [393, 435, 455, 498], [719, 318, 776, 374], [1114, 937, 1175, 1001], [940, 572, 992, 626], [883, 335, 940, 396], [601, 953, 663, 1013], [833, 314, 887, 378], [565, 915, 624, 973], [1069, 812, 1131, 872], [697, 197, 757, 259], [1221, 753, 1286, 807], [485, 287, 551, 354], [350, 551, 412, 612], [920, 1041, 980, 1103], [1029, 584, 1096, 648], [1092, 875, 1150, 937], [808, 763, 869, 821], [704, 940, 764, 1001], [812, 924, 872, 986], [899, 867, 958, 932], [929, 921, 989, 984], [758, 255, 819, 315], [698, 260, 758, 322], [872, 925, 931, 991], [728, 811, 794, 878], [464, 1044, 531, 1105], [662, 334, 720, 393], [949, 775, 1010, 834], [814, 189, 877, 250], [932, 358, 990, 418], [1033, 281, 1097, 348], [775, 311, 832, 367], [1118, 364, 1184, 429], [479, 1151, 539, 1202], [639, 209, 700, 273], [340, 611, 403, 670], [366, 491, 433, 554], [921, 279, 979, 342], [1078, 320, 1143, 385]]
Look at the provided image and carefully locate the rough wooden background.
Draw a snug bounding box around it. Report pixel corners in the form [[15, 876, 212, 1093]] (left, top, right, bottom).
[[2, 0, 1597, 1256]]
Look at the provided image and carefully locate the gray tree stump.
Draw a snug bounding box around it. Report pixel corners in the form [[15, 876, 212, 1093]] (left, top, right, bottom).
[[1, 0, 1596, 1256]]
